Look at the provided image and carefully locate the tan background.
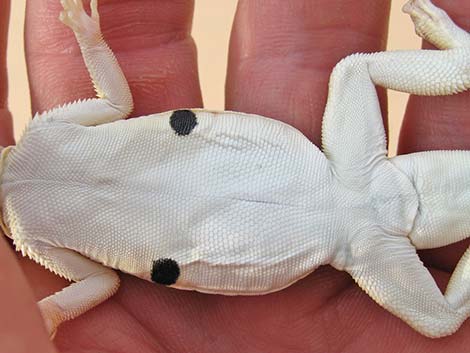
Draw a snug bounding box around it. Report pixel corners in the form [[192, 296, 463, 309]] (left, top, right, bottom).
[[7, 1, 419, 155]]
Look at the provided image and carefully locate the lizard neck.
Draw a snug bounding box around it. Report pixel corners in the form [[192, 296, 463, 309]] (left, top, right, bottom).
[[0, 146, 13, 239]]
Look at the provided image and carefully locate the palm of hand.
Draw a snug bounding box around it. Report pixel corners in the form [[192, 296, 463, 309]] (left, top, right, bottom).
[[2, 1, 470, 352]]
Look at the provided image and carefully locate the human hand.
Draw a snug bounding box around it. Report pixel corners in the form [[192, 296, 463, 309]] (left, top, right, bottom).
[[2, 1, 470, 352]]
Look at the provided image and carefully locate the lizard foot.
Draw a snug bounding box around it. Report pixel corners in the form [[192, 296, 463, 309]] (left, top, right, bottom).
[[43, 317, 58, 340], [403, 0, 470, 49], [60, 0, 101, 41], [39, 300, 62, 340]]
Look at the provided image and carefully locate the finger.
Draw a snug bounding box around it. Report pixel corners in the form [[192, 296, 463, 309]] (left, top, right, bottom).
[[0, 238, 57, 353], [398, 0, 470, 271], [26, 0, 202, 117], [0, 0, 14, 146], [226, 0, 391, 146], [0, 2, 51, 350]]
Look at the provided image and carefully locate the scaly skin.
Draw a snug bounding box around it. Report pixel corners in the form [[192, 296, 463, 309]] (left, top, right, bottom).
[[2, 0, 470, 352]]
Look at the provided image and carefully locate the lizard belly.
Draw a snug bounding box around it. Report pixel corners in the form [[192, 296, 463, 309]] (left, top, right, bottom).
[[1, 109, 337, 294], [89, 191, 337, 295]]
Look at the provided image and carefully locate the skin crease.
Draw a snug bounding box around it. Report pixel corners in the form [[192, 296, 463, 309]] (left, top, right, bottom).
[[1, 0, 470, 351]]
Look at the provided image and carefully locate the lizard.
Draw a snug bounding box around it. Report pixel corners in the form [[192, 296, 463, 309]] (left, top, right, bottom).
[[2, 0, 470, 339]]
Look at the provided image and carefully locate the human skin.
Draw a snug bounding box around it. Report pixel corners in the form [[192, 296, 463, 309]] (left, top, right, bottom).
[[1, 0, 470, 352]]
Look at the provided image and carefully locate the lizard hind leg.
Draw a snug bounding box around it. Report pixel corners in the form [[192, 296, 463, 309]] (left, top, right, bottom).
[[321, 2, 470, 184], [342, 231, 467, 338], [403, 0, 470, 49], [391, 151, 470, 317], [42, 0, 134, 126]]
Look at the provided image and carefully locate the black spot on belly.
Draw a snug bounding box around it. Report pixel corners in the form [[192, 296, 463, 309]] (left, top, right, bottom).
[[170, 110, 198, 136], [151, 258, 180, 285]]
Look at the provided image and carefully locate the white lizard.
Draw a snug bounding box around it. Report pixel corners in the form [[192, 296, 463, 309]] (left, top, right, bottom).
[[2, 0, 470, 339]]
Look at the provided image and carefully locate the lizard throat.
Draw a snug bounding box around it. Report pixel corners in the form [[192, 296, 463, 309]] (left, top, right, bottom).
[[0, 146, 13, 238]]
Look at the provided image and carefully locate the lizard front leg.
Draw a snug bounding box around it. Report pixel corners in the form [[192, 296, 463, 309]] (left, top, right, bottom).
[[32, 245, 120, 338], [41, 0, 133, 126]]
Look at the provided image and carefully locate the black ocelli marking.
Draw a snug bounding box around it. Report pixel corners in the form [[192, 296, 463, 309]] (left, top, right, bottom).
[[170, 110, 198, 136], [151, 258, 180, 285]]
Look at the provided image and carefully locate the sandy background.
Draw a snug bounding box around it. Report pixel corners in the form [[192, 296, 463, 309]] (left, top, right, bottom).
[[7, 1, 419, 155]]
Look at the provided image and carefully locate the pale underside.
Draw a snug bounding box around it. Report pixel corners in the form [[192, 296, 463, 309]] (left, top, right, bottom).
[[3, 109, 337, 295], [2, 0, 470, 339]]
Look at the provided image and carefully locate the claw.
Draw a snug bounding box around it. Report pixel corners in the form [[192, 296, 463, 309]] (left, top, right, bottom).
[[73, 0, 84, 11], [403, 0, 470, 49], [402, 0, 414, 14], [59, 0, 101, 37], [402, 0, 443, 21], [59, 10, 76, 31], [61, 0, 76, 10], [59, 11, 67, 23], [402, 3, 413, 15], [91, 0, 99, 20]]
